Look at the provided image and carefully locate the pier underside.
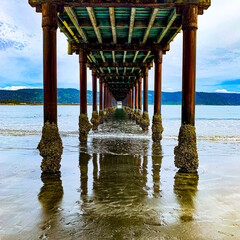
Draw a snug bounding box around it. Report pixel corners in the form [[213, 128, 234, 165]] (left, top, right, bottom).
[[29, 0, 210, 173]]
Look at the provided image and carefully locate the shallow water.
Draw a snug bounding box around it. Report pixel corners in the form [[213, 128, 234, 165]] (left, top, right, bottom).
[[0, 106, 240, 239]]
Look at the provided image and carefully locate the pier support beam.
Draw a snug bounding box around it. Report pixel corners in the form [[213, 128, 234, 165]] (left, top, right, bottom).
[[132, 87, 135, 110], [104, 83, 107, 109], [99, 78, 104, 124], [79, 48, 91, 142], [38, 3, 63, 173], [136, 77, 142, 124], [129, 90, 131, 108], [138, 77, 142, 112], [140, 67, 150, 130], [143, 67, 148, 113], [175, 5, 198, 173], [126, 93, 130, 108], [106, 88, 109, 108], [152, 49, 164, 142], [91, 69, 99, 130], [135, 82, 138, 111]]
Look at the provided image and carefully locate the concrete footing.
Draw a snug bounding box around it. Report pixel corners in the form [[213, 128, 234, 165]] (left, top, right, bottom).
[[104, 107, 117, 121], [135, 110, 142, 125], [99, 110, 104, 124], [38, 172, 63, 210], [90, 111, 100, 130], [174, 124, 198, 173], [152, 114, 164, 142], [140, 111, 150, 131], [79, 113, 92, 142], [38, 122, 63, 173]]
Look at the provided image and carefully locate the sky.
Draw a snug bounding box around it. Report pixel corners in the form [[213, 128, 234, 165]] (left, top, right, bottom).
[[0, 0, 240, 93]]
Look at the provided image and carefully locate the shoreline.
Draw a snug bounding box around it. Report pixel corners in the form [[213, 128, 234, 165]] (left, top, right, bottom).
[[1, 103, 240, 106]]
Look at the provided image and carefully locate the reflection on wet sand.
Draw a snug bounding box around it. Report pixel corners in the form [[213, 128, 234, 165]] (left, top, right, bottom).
[[34, 116, 203, 239], [2, 108, 240, 239], [38, 173, 63, 238], [76, 137, 166, 239], [79, 143, 91, 201], [174, 171, 199, 222], [152, 143, 163, 196]]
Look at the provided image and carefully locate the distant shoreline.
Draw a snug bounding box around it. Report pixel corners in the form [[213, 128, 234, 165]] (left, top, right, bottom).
[[1, 89, 240, 105], [1, 103, 240, 106]]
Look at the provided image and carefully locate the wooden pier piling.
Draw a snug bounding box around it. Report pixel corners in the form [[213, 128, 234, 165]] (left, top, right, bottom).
[[138, 77, 142, 112], [182, 5, 198, 126], [42, 3, 58, 124], [79, 48, 87, 114], [92, 69, 97, 112], [135, 83, 138, 110], [99, 78, 103, 110], [143, 67, 148, 113], [174, 5, 199, 173], [154, 49, 162, 115]]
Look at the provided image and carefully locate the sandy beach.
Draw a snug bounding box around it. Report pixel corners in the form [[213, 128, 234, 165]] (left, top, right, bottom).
[[0, 105, 240, 239]]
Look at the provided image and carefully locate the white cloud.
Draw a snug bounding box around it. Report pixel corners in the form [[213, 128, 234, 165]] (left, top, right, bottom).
[[164, 88, 174, 92], [0, 0, 239, 93], [0, 86, 38, 91], [215, 89, 229, 93]]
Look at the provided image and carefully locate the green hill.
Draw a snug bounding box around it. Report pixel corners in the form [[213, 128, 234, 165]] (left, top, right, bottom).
[[0, 88, 240, 105]]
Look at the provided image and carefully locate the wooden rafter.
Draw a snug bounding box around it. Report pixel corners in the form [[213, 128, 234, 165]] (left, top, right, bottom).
[[109, 7, 117, 43], [142, 9, 177, 68], [124, 8, 136, 74], [132, 8, 158, 73], [71, 43, 166, 52], [167, 25, 182, 44], [63, 7, 104, 72], [100, 73, 138, 77], [143, 51, 151, 63], [64, 7, 87, 42], [86, 7, 111, 73], [109, 7, 118, 73], [29, 1, 211, 10], [157, 9, 178, 43], [89, 62, 150, 68]]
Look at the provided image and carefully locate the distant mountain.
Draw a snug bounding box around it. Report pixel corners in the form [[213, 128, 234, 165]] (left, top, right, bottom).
[[0, 88, 240, 105]]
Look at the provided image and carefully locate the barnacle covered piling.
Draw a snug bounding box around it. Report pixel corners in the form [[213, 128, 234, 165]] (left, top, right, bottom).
[[174, 124, 198, 173], [79, 113, 92, 142], [91, 111, 100, 130], [38, 122, 63, 173], [140, 111, 150, 131], [152, 114, 164, 142]]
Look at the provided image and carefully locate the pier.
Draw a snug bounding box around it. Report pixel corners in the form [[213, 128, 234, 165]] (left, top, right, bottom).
[[29, 0, 211, 173]]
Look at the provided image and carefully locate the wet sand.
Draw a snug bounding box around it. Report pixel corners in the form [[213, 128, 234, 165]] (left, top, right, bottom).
[[0, 109, 240, 239]]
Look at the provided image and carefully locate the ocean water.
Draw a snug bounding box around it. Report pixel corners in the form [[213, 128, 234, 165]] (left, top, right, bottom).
[[0, 105, 240, 239], [0, 105, 240, 139]]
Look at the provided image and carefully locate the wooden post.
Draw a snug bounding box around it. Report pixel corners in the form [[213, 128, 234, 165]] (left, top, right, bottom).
[[138, 76, 142, 111], [182, 5, 198, 126], [92, 69, 97, 112], [99, 78, 103, 110], [126, 93, 129, 107], [42, 3, 58, 124], [106, 88, 109, 108], [132, 87, 135, 109], [135, 82, 138, 110], [111, 94, 114, 107], [154, 49, 162, 115], [109, 91, 111, 107], [143, 67, 148, 112], [79, 48, 87, 114], [104, 83, 107, 109], [174, 5, 199, 173], [130, 89, 133, 109]]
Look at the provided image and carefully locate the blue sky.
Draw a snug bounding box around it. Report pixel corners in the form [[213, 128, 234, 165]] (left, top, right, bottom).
[[0, 0, 240, 93]]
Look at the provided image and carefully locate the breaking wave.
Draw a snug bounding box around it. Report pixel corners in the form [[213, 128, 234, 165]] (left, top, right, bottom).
[[0, 128, 239, 142]]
